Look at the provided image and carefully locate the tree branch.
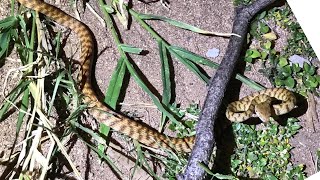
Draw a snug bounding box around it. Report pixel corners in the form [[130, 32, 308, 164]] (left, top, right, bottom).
[[179, 0, 277, 179]]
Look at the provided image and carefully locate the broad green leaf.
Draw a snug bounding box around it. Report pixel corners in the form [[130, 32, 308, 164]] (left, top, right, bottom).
[[284, 77, 295, 88], [278, 57, 288, 67], [249, 49, 261, 58], [263, 41, 272, 50], [260, 51, 268, 60], [260, 23, 270, 33], [281, 65, 292, 77], [292, 63, 301, 73], [262, 32, 277, 40], [303, 62, 311, 72], [0, 31, 11, 58]]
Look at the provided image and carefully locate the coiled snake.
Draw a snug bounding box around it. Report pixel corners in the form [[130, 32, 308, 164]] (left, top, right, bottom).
[[17, 0, 296, 153]]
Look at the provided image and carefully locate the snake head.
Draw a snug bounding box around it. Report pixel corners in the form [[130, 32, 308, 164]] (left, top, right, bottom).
[[255, 101, 272, 123]]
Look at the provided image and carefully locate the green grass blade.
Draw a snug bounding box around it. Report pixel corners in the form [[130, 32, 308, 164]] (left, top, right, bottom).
[[104, 57, 127, 108], [235, 74, 265, 90], [0, 31, 11, 58], [169, 48, 210, 83], [119, 44, 143, 54], [98, 123, 110, 154], [158, 40, 171, 131], [0, 15, 18, 29], [171, 46, 265, 90], [124, 58, 183, 126], [71, 121, 122, 176], [159, 40, 171, 105], [48, 71, 66, 115], [138, 13, 238, 37], [0, 80, 30, 121], [18, 15, 30, 49], [17, 88, 29, 134], [171, 46, 219, 68], [133, 140, 160, 180]]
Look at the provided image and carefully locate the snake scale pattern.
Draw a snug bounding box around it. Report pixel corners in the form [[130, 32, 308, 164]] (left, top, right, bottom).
[[17, 0, 296, 153]]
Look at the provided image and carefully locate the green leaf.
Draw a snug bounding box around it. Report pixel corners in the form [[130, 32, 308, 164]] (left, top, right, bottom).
[[17, 88, 29, 134], [159, 40, 172, 131], [284, 77, 295, 88], [245, 56, 253, 63], [306, 75, 318, 88], [0, 31, 11, 58], [260, 23, 270, 33], [247, 152, 258, 162], [258, 11, 267, 19], [281, 65, 292, 77], [303, 62, 311, 72], [98, 123, 110, 154], [261, 51, 268, 60], [306, 65, 316, 75], [0, 80, 31, 121], [278, 57, 288, 67], [263, 41, 272, 50], [249, 49, 261, 58], [292, 63, 301, 73], [315, 75, 320, 83], [169, 48, 210, 83]]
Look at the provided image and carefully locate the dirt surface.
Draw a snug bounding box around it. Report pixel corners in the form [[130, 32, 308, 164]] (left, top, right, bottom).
[[0, 0, 319, 179]]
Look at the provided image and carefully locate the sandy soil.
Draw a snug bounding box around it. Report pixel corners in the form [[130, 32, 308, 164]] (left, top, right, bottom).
[[0, 0, 319, 179]]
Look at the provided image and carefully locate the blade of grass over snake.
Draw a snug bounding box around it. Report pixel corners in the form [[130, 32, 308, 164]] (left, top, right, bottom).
[[138, 14, 239, 37], [70, 121, 107, 145], [104, 57, 126, 108], [159, 40, 172, 131], [98, 123, 110, 153]]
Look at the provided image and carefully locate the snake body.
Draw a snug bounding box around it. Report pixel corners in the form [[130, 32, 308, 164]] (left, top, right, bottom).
[[226, 88, 296, 123], [17, 0, 296, 153]]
